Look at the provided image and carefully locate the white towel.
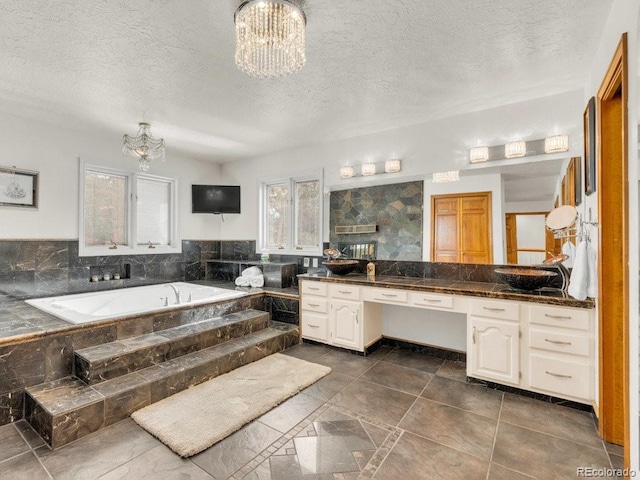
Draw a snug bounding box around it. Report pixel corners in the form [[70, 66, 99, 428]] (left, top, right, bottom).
[[561, 241, 576, 268], [568, 240, 597, 300], [242, 266, 263, 278], [235, 276, 250, 287], [249, 275, 264, 288], [586, 241, 597, 298]]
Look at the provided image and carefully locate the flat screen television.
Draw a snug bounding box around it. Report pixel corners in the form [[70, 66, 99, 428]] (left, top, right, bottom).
[[191, 185, 241, 214]]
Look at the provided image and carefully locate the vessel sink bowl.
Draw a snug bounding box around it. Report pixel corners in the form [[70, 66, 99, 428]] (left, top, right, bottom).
[[322, 260, 359, 275], [494, 268, 558, 291]]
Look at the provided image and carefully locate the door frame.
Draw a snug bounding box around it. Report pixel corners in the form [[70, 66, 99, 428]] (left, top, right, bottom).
[[596, 33, 629, 462]]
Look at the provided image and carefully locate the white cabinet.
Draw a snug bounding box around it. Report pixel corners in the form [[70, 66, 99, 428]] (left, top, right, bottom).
[[331, 300, 360, 349], [468, 316, 520, 385], [301, 279, 595, 404], [300, 282, 369, 351], [300, 281, 330, 344], [525, 304, 594, 403]]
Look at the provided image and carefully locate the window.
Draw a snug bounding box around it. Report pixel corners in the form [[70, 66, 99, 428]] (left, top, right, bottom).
[[79, 162, 179, 256], [258, 170, 323, 255]]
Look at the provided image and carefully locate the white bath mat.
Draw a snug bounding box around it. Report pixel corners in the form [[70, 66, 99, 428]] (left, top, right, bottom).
[[131, 353, 331, 457]]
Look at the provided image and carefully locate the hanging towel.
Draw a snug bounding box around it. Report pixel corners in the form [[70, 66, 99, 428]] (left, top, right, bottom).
[[568, 239, 598, 300], [586, 241, 598, 298], [249, 275, 265, 288], [235, 276, 250, 287], [242, 266, 263, 278], [561, 241, 576, 268]]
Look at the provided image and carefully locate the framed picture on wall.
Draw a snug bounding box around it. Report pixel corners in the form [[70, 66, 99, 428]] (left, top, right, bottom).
[[584, 97, 596, 195], [573, 156, 582, 206], [0, 166, 38, 208]]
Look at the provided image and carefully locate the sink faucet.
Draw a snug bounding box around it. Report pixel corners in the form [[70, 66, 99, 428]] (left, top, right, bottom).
[[164, 284, 181, 304]]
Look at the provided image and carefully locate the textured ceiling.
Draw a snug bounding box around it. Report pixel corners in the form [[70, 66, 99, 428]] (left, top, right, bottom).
[[0, 1, 613, 162]]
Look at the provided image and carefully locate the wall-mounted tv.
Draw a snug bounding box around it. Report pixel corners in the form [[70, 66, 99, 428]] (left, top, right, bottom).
[[191, 185, 241, 214]]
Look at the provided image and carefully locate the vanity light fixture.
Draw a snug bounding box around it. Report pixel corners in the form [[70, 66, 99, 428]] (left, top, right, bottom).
[[361, 163, 377, 176], [122, 123, 165, 172], [384, 159, 402, 173], [340, 166, 354, 179], [234, 0, 306, 78], [544, 135, 569, 153], [505, 141, 526, 159], [432, 170, 460, 183], [469, 146, 489, 163]]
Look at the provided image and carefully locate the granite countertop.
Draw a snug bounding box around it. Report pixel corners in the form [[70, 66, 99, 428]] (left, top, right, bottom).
[[297, 273, 594, 309]]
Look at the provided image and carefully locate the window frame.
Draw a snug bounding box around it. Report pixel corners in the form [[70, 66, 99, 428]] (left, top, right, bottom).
[[79, 160, 180, 257], [257, 169, 323, 256]]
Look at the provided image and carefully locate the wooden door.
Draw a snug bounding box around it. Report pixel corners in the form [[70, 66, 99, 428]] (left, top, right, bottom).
[[431, 192, 492, 264], [505, 214, 517, 264], [432, 196, 460, 262], [460, 195, 492, 263]]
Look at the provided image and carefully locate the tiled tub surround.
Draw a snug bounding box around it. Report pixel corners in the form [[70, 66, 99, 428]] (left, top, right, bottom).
[[329, 180, 424, 261], [26, 282, 247, 324], [25, 314, 299, 449], [0, 293, 268, 426]]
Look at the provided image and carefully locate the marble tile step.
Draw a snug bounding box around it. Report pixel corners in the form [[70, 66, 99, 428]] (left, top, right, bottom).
[[25, 321, 299, 449], [74, 309, 270, 385]]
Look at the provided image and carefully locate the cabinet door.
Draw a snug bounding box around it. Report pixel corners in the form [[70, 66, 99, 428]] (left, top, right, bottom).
[[331, 300, 361, 350], [469, 317, 519, 385], [459, 195, 492, 264]]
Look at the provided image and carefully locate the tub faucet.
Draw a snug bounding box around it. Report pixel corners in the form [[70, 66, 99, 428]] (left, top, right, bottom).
[[164, 284, 181, 304]]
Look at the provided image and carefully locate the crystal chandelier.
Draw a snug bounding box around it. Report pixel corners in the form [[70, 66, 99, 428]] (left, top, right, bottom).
[[122, 123, 165, 172], [234, 0, 306, 78]]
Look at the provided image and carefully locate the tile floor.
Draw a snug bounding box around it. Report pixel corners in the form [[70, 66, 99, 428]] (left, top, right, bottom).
[[0, 343, 625, 479]]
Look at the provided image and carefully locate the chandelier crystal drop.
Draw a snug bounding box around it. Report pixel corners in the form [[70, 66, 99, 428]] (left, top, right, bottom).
[[122, 123, 165, 172], [234, 0, 306, 78]]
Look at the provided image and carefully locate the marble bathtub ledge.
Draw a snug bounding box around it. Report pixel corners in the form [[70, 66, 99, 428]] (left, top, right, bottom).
[[0, 288, 267, 348], [297, 273, 594, 309]]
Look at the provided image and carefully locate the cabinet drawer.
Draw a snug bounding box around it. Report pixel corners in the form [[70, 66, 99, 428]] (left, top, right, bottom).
[[530, 305, 590, 331], [469, 299, 520, 321], [301, 297, 328, 313], [301, 313, 328, 342], [301, 281, 327, 296], [411, 292, 454, 309], [362, 287, 408, 304], [529, 354, 591, 400], [330, 284, 361, 300], [529, 329, 590, 357]]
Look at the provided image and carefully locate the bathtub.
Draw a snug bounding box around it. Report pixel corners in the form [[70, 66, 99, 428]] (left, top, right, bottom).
[[26, 282, 247, 325]]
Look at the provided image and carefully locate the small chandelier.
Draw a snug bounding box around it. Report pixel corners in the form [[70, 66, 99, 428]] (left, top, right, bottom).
[[234, 0, 306, 78], [122, 123, 165, 172]]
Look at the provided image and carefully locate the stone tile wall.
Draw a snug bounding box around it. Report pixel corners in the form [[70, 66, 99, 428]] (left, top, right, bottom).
[[329, 181, 424, 261], [0, 239, 221, 302]]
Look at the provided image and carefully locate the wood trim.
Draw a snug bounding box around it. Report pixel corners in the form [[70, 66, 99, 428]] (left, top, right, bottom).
[[596, 34, 629, 463]]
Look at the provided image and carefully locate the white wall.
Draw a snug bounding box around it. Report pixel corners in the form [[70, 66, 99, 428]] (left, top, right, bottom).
[[423, 173, 506, 263], [219, 90, 586, 251], [0, 111, 223, 241], [504, 201, 553, 213]]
